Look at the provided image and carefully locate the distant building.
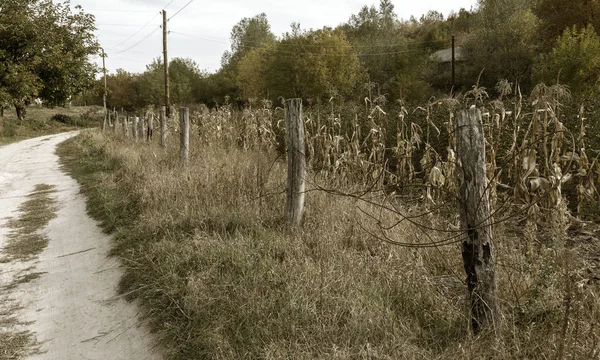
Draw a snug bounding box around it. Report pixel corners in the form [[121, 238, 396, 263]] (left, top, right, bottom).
[[428, 46, 467, 90], [429, 46, 465, 63]]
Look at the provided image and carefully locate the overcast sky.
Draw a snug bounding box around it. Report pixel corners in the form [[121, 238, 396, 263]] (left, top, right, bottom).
[[73, 0, 478, 75]]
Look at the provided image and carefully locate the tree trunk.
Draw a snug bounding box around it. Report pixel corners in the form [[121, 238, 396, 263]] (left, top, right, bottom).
[[15, 103, 26, 121], [455, 108, 500, 335]]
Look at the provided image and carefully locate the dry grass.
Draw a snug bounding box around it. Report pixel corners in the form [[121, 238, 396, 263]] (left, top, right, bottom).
[[57, 125, 600, 359]]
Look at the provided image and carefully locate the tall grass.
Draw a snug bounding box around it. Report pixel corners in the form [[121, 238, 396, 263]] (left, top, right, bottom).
[[59, 110, 600, 359]]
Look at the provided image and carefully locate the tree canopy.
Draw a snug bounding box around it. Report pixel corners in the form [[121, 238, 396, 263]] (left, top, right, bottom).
[[78, 0, 600, 110], [0, 0, 99, 119]]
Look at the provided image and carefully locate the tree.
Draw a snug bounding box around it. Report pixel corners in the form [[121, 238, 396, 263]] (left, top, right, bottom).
[[534, 0, 600, 49], [464, 0, 539, 89], [218, 13, 276, 101], [263, 28, 361, 101], [237, 45, 273, 100], [0, 0, 99, 119], [136, 57, 203, 107], [106, 69, 139, 112], [534, 25, 600, 97]]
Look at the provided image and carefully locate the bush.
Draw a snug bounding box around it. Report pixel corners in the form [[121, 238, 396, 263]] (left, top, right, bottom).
[[51, 113, 74, 124]]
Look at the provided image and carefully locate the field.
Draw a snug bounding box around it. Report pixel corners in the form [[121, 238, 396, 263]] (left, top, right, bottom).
[[0, 105, 102, 145], [57, 86, 600, 359]]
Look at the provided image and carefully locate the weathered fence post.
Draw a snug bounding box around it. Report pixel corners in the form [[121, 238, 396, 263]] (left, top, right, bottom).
[[455, 107, 500, 335], [123, 115, 129, 137], [160, 106, 167, 147], [133, 116, 139, 140], [147, 112, 154, 142], [284, 98, 306, 227], [180, 107, 189, 166], [138, 115, 145, 141], [112, 112, 118, 134]]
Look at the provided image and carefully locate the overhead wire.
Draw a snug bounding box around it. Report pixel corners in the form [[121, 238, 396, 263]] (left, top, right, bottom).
[[168, 0, 195, 21], [170, 30, 449, 49], [112, 26, 161, 55], [170, 31, 435, 57], [104, 0, 176, 51]]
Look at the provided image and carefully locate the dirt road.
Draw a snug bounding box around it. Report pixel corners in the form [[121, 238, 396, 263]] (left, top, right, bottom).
[[0, 133, 161, 359]]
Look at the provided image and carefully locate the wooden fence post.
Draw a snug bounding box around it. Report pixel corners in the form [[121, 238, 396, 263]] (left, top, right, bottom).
[[139, 115, 145, 141], [455, 107, 500, 335], [284, 98, 306, 227], [112, 112, 118, 134], [160, 106, 167, 147], [147, 112, 154, 142], [123, 115, 129, 137], [133, 116, 139, 140], [180, 107, 189, 166]]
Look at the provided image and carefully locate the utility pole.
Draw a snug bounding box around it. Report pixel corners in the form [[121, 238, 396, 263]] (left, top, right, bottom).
[[162, 10, 170, 117], [101, 49, 108, 129], [451, 35, 456, 91]]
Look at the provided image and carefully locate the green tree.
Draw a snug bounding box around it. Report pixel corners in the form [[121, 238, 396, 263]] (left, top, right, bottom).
[[136, 57, 203, 107], [237, 45, 273, 100], [106, 69, 139, 112], [0, 0, 99, 119], [465, 0, 539, 89], [534, 25, 600, 97], [534, 0, 600, 49], [264, 27, 361, 101], [218, 13, 276, 102]]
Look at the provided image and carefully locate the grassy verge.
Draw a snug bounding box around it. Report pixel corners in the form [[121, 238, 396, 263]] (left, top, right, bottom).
[[57, 130, 600, 359], [0, 106, 101, 145]]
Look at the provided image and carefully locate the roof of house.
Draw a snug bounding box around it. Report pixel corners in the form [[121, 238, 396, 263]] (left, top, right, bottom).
[[430, 46, 465, 63]]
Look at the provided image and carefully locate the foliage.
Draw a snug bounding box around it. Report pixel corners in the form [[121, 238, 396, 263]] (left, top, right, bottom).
[[136, 57, 204, 107], [266, 28, 360, 100], [534, 0, 600, 50], [464, 0, 539, 88], [534, 25, 600, 97], [0, 0, 99, 118]]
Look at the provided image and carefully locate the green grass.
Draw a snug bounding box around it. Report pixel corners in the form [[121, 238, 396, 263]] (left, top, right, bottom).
[[1, 185, 58, 263], [57, 130, 600, 360], [0, 105, 102, 145]]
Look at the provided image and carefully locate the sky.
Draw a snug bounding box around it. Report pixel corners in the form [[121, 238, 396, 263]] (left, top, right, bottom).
[[74, 0, 478, 75]]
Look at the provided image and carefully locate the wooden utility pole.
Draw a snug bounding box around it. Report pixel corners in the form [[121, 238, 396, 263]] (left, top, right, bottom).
[[455, 108, 500, 335], [180, 107, 190, 166], [284, 98, 306, 227], [451, 35, 456, 90], [162, 10, 170, 118], [101, 49, 108, 130]]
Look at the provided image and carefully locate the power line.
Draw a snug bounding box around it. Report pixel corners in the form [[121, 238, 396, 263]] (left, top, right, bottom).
[[170, 31, 434, 57], [86, 9, 157, 13], [168, 0, 195, 21], [112, 26, 161, 55], [98, 23, 158, 27], [170, 30, 449, 49], [105, 0, 178, 50]]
